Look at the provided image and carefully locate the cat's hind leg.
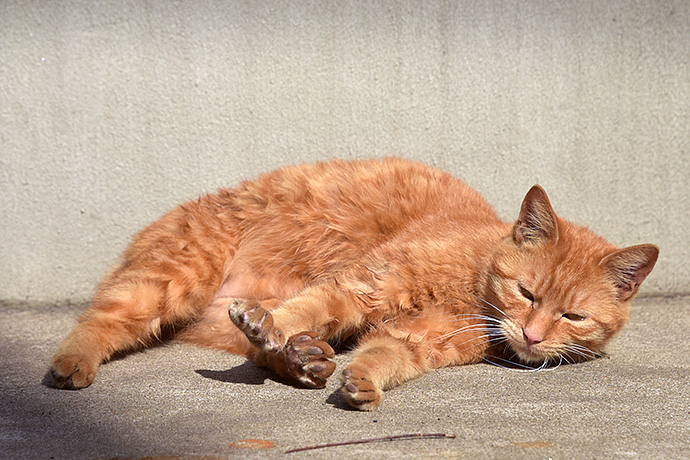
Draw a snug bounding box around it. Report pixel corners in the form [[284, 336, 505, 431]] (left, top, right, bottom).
[[227, 283, 366, 388], [50, 195, 238, 389], [50, 267, 220, 389], [50, 276, 169, 389], [228, 299, 336, 388]]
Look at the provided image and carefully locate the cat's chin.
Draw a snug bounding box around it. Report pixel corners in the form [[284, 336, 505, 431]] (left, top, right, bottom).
[[511, 345, 550, 365]]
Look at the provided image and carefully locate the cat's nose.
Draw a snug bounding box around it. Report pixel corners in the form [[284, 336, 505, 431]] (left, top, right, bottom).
[[523, 328, 543, 347]]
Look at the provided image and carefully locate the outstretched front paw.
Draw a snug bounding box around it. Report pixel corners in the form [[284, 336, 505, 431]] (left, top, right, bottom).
[[228, 299, 284, 353], [341, 366, 383, 410], [284, 332, 336, 388]]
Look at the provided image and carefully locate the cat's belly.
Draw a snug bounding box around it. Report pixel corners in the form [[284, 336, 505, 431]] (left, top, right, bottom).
[[214, 269, 305, 305]]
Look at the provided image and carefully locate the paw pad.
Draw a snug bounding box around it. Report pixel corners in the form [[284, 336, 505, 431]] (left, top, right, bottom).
[[341, 367, 382, 410], [228, 299, 283, 352], [285, 332, 335, 388]]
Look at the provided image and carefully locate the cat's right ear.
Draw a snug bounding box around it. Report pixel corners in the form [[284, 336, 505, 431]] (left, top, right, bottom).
[[513, 185, 559, 246]]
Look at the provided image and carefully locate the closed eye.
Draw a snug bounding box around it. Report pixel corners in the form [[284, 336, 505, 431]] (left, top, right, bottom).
[[518, 284, 534, 302], [562, 313, 586, 321]]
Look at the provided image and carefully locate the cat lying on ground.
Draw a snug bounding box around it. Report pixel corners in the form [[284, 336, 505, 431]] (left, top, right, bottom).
[[50, 158, 658, 410]]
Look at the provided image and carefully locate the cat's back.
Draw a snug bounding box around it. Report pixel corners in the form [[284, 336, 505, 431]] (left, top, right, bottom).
[[126, 158, 502, 297], [229, 157, 497, 231]]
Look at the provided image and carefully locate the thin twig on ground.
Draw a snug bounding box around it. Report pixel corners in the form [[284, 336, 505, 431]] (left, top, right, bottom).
[[285, 432, 456, 453]]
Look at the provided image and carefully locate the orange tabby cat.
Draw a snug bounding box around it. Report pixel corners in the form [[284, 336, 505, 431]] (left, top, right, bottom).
[[50, 158, 658, 410]]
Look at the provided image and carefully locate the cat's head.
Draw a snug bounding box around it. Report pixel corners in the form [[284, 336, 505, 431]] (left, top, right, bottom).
[[485, 185, 658, 365]]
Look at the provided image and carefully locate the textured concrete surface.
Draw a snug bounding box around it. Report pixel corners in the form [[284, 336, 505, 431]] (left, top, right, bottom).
[[1, 296, 688, 459], [1, 0, 689, 302]]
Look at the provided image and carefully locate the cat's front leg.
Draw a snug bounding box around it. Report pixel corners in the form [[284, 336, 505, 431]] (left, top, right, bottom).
[[340, 332, 421, 410], [228, 299, 336, 388], [340, 323, 484, 411]]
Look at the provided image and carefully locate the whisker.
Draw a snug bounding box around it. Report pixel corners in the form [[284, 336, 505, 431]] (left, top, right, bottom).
[[453, 333, 508, 351], [444, 313, 503, 324], [483, 355, 543, 372], [434, 320, 501, 341], [471, 294, 509, 318], [574, 344, 602, 357], [560, 353, 575, 365], [563, 343, 603, 361], [484, 353, 566, 373], [432, 323, 499, 343], [539, 358, 556, 372]]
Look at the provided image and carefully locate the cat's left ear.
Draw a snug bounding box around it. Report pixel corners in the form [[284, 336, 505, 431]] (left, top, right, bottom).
[[513, 185, 559, 246], [601, 244, 659, 301]]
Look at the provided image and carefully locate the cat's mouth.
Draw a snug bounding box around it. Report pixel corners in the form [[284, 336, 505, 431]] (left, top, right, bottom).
[[499, 323, 554, 364], [506, 332, 558, 364]]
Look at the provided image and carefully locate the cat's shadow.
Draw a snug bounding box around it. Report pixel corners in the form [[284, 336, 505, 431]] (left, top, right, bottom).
[[196, 362, 356, 410], [324, 389, 360, 411], [195, 361, 279, 386]]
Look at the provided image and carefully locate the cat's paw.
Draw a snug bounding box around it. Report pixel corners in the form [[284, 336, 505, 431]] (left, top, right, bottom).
[[341, 366, 382, 410], [50, 353, 99, 390], [284, 332, 336, 388], [228, 299, 284, 353]]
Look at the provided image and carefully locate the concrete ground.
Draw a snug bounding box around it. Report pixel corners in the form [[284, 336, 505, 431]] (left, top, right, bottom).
[[1, 296, 688, 460]]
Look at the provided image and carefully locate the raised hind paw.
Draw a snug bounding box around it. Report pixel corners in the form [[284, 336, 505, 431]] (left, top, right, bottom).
[[228, 299, 285, 353], [50, 351, 99, 390], [341, 366, 383, 410], [228, 300, 336, 388], [284, 332, 336, 388]]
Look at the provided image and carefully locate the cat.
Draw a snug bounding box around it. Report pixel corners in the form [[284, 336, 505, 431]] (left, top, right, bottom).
[[50, 158, 658, 410]]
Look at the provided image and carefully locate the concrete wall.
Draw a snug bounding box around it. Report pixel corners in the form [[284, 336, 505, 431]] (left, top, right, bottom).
[[1, 0, 688, 302]]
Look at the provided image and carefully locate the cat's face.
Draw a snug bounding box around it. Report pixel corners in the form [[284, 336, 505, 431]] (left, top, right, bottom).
[[484, 186, 658, 365], [488, 238, 627, 364]]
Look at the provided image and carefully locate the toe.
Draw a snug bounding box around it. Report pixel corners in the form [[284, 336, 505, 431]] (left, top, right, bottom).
[[228, 300, 284, 352], [284, 332, 336, 388], [341, 367, 382, 410], [50, 354, 97, 390]]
